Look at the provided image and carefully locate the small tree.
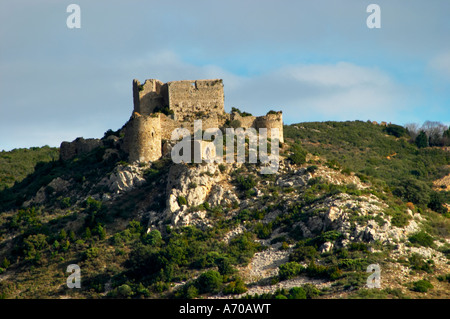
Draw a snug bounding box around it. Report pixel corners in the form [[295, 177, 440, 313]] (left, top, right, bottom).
[[215, 257, 235, 276], [278, 262, 304, 280], [443, 127, 450, 146], [96, 224, 106, 240], [415, 131, 428, 148], [195, 270, 223, 294], [289, 143, 307, 165], [428, 191, 447, 214], [412, 280, 433, 293]]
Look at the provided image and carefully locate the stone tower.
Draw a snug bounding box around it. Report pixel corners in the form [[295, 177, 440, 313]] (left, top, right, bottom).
[[122, 112, 162, 163], [254, 111, 284, 143], [132, 79, 165, 115]]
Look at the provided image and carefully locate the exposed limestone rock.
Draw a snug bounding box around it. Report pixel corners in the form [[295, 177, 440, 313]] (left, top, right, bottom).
[[319, 241, 334, 253], [239, 246, 291, 283], [160, 162, 228, 227], [99, 164, 146, 194], [290, 193, 420, 245]]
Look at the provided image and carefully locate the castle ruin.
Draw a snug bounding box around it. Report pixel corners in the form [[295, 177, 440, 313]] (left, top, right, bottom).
[[60, 78, 284, 163]]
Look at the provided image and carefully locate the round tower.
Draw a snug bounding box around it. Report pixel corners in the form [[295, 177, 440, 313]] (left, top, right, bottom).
[[123, 112, 162, 163], [254, 111, 284, 143]]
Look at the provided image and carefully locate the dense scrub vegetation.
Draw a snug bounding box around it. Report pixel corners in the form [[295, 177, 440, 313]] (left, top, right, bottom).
[[284, 121, 450, 215], [0, 120, 449, 299], [0, 146, 59, 191]]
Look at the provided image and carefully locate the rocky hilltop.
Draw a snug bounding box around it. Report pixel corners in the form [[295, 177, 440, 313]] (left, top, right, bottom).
[[0, 85, 449, 299], [0, 118, 449, 299]]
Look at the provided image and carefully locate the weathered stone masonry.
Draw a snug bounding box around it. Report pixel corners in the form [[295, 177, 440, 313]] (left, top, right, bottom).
[[132, 78, 224, 121], [60, 78, 284, 163]]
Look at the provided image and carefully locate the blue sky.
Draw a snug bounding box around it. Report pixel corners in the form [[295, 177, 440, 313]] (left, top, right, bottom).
[[1, 0, 450, 151]]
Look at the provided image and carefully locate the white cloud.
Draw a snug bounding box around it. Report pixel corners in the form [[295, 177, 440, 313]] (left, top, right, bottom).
[[222, 60, 407, 123]]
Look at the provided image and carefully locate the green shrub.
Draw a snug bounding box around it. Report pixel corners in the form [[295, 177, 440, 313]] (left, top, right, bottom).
[[142, 230, 163, 246], [385, 207, 411, 228], [231, 107, 252, 117], [215, 256, 235, 276], [437, 273, 450, 283], [254, 222, 272, 239], [95, 224, 107, 240], [22, 233, 48, 262], [338, 258, 369, 271], [341, 168, 352, 176], [278, 261, 304, 280], [288, 143, 307, 165], [177, 196, 187, 206], [392, 178, 432, 206], [84, 247, 99, 260], [305, 261, 331, 279], [412, 279, 433, 292], [289, 245, 318, 262], [408, 231, 435, 248], [188, 182, 197, 189], [428, 191, 447, 214], [227, 233, 261, 265], [116, 284, 134, 298], [236, 175, 256, 191], [185, 285, 199, 299], [1, 258, 10, 269], [230, 120, 242, 129], [195, 270, 223, 294], [60, 197, 72, 209], [218, 164, 226, 173], [408, 253, 435, 273], [302, 283, 321, 299], [223, 278, 247, 295], [287, 287, 307, 299], [385, 124, 408, 138]]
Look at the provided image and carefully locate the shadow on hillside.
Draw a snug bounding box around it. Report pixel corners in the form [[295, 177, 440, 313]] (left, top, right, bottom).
[[0, 147, 118, 212]]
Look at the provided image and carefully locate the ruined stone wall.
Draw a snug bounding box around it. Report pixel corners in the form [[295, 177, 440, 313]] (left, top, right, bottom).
[[122, 112, 161, 163], [133, 79, 165, 115], [125, 77, 283, 163], [254, 112, 284, 143], [166, 79, 224, 121], [159, 115, 191, 141], [159, 114, 222, 141], [230, 113, 256, 129], [60, 137, 102, 161]]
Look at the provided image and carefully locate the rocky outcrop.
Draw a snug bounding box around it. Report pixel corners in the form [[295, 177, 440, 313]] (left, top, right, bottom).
[[293, 193, 419, 245], [162, 162, 228, 227], [23, 177, 71, 207], [99, 164, 146, 194]]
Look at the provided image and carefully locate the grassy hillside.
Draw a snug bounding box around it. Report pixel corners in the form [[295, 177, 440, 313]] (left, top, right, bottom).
[[0, 146, 59, 191], [0, 121, 449, 299], [285, 121, 450, 213]]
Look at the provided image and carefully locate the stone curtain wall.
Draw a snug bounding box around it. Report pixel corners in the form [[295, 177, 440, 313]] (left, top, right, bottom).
[[159, 114, 222, 141], [231, 111, 284, 143], [166, 80, 224, 121], [60, 138, 102, 161]]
